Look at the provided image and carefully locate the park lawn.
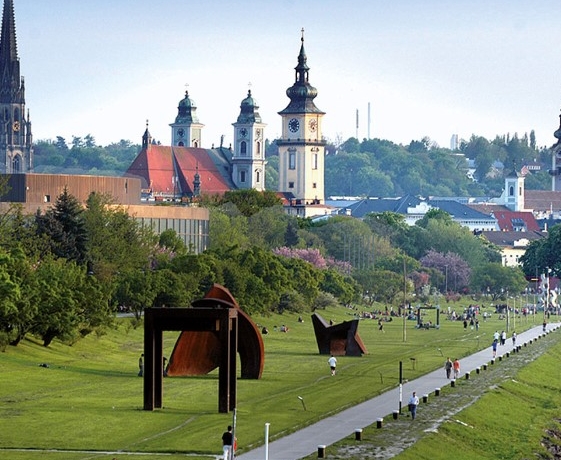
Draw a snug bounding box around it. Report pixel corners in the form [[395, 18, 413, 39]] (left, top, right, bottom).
[[0, 302, 538, 459], [393, 341, 561, 460]]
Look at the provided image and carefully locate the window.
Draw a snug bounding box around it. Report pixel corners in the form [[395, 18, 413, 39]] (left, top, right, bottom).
[[255, 170, 260, 183], [289, 182, 294, 189], [313, 183, 317, 188], [44, 195, 51, 203], [312, 153, 318, 170], [257, 142, 261, 155], [509, 186, 514, 196], [240, 171, 246, 182], [289, 151, 296, 169], [241, 141, 247, 156], [12, 155, 20, 173]]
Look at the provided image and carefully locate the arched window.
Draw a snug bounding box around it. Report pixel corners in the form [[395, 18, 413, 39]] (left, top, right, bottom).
[[256, 142, 261, 154], [178, 141, 184, 147], [509, 185, 514, 196], [289, 151, 296, 169], [255, 170, 260, 183], [193, 140, 199, 148], [240, 141, 247, 156], [12, 155, 21, 173]]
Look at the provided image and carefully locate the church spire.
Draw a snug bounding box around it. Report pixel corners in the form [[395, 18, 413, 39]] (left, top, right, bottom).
[[0, 0, 21, 103], [279, 28, 324, 116]]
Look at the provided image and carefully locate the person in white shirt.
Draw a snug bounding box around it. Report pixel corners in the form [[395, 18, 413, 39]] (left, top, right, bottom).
[[408, 392, 419, 420], [328, 355, 337, 376]]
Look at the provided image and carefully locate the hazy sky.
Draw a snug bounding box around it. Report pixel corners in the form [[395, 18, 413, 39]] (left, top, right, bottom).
[[13, 0, 561, 150]]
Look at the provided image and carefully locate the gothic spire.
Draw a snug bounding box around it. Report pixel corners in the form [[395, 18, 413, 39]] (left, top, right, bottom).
[[0, 0, 21, 103]]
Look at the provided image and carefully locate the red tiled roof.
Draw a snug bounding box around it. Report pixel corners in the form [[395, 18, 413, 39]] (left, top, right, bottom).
[[125, 145, 233, 196], [492, 210, 540, 232]]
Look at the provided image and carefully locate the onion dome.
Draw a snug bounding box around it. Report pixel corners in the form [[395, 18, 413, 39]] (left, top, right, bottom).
[[175, 91, 200, 124], [237, 89, 262, 123], [279, 30, 324, 115], [554, 110, 561, 144]]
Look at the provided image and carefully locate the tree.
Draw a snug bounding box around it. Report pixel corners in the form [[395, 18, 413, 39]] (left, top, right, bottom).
[[520, 225, 561, 278], [220, 189, 282, 217], [35, 188, 88, 264], [470, 263, 528, 300]]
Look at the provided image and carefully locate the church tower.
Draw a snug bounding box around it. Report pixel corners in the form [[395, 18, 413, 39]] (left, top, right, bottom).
[[504, 166, 525, 211], [170, 90, 204, 147], [232, 89, 266, 191], [0, 0, 32, 173], [277, 30, 326, 212]]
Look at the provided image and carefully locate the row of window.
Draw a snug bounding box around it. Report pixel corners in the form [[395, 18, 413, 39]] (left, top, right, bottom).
[[238, 140, 262, 156]]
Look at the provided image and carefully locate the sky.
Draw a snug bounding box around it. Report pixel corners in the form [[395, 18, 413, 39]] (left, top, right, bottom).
[[12, 0, 561, 150]]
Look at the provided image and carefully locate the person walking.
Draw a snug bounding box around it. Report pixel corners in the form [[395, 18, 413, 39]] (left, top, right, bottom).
[[328, 355, 337, 376], [511, 331, 516, 346], [543, 320, 547, 332], [408, 391, 419, 420], [444, 357, 453, 379], [492, 339, 498, 358], [453, 358, 460, 379], [501, 330, 507, 346], [222, 425, 233, 460]]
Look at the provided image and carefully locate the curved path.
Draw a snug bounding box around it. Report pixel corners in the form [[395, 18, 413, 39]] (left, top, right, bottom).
[[237, 323, 560, 460]]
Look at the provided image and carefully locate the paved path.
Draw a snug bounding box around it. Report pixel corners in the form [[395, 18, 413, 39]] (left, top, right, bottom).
[[237, 323, 560, 460]]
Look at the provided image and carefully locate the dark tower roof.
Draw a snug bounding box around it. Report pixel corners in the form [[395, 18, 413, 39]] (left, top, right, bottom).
[[175, 90, 200, 124], [237, 89, 262, 123], [279, 29, 324, 115], [0, 0, 22, 104]]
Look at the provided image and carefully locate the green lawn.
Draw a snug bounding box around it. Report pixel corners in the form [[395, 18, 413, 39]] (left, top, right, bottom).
[[0, 303, 543, 459]]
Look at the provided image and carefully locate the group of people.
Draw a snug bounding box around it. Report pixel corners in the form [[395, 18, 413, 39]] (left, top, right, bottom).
[[444, 357, 461, 379]]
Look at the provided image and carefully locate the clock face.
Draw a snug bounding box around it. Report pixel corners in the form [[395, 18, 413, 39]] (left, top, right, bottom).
[[288, 118, 300, 133], [239, 128, 248, 138], [255, 129, 262, 140], [177, 128, 185, 138], [308, 119, 317, 132], [12, 121, 20, 132]]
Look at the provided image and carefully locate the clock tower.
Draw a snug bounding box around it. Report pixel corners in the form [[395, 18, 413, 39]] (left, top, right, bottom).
[[0, 0, 32, 173], [278, 30, 325, 212], [232, 89, 266, 191], [170, 90, 204, 147]]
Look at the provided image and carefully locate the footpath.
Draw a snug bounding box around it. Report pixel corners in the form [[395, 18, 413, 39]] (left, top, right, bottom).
[[236, 323, 560, 460]]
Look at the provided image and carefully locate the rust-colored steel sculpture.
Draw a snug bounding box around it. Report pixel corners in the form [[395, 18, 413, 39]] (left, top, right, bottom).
[[311, 312, 368, 356], [167, 284, 264, 379]]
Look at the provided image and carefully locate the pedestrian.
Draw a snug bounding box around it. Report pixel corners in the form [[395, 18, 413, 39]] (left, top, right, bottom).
[[475, 318, 479, 331], [511, 331, 516, 346], [378, 319, 384, 332], [492, 339, 498, 358], [328, 355, 337, 376], [543, 320, 547, 332], [163, 357, 168, 377], [500, 330, 506, 346], [444, 357, 453, 379], [138, 353, 144, 377], [222, 425, 233, 460], [463, 319, 468, 329], [453, 358, 460, 379], [408, 391, 419, 420], [493, 330, 500, 342]]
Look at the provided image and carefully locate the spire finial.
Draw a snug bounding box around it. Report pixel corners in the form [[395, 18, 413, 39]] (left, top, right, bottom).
[[301, 27, 304, 43]]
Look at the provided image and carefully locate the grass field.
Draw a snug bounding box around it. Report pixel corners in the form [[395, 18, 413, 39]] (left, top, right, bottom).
[[0, 302, 545, 459]]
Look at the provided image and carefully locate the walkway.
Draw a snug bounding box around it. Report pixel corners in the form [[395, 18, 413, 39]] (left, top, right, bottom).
[[237, 323, 559, 460]]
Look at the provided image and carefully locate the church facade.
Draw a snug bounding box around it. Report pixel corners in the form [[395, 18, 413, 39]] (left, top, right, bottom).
[[126, 32, 328, 216], [0, 0, 32, 174]]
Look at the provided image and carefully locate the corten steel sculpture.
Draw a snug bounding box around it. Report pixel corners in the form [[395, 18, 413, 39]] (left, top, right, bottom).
[[167, 284, 265, 379], [143, 285, 240, 413], [311, 312, 367, 356]]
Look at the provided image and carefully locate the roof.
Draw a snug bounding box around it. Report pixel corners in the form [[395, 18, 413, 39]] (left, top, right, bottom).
[[524, 190, 561, 212], [341, 195, 422, 218], [125, 144, 235, 197], [491, 210, 541, 232], [427, 199, 495, 221], [480, 230, 545, 248]]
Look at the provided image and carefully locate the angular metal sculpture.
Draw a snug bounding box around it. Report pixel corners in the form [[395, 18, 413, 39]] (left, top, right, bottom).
[[167, 284, 264, 379], [311, 312, 367, 356]]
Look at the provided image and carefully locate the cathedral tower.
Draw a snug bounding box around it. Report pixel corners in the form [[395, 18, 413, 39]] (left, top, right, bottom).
[[232, 89, 266, 191], [0, 0, 32, 173], [170, 90, 204, 147], [277, 30, 326, 212]]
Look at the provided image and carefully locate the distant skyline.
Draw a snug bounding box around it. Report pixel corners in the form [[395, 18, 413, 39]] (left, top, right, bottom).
[[12, 0, 561, 150]]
